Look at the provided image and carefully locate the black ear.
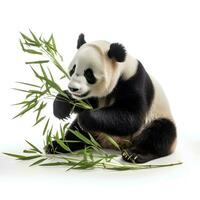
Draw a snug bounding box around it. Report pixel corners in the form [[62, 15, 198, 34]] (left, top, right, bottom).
[[77, 33, 86, 49], [107, 43, 126, 62]]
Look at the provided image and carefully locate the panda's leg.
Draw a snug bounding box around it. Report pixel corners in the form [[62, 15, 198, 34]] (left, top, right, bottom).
[[122, 118, 177, 163], [45, 117, 89, 154]]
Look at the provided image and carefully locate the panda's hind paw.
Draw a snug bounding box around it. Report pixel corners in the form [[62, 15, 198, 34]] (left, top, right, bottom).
[[121, 148, 157, 163]]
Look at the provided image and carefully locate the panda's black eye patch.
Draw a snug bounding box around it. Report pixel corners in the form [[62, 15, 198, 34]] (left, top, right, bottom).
[[84, 68, 96, 84], [69, 65, 76, 77]]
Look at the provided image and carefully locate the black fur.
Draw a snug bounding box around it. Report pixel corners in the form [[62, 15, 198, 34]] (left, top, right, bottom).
[[69, 65, 76, 77], [107, 43, 126, 62], [122, 118, 176, 163], [84, 68, 96, 84], [77, 60, 154, 136], [77, 33, 86, 49]]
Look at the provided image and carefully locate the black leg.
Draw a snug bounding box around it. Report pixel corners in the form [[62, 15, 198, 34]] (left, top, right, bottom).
[[122, 118, 177, 163], [45, 118, 90, 154]]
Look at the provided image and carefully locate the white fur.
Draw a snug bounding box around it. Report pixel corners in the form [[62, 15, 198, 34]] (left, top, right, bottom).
[[145, 76, 174, 124]]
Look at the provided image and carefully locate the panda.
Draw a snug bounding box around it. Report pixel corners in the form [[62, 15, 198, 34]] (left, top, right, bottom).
[[46, 33, 177, 163]]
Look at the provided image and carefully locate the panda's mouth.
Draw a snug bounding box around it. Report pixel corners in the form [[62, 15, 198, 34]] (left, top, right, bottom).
[[72, 91, 90, 98]]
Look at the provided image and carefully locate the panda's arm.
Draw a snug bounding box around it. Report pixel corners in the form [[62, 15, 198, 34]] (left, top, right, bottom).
[[77, 103, 145, 136], [53, 90, 98, 119]]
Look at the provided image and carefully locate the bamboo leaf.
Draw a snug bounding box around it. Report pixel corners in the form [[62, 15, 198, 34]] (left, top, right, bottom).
[[34, 101, 47, 121], [29, 30, 41, 46], [33, 116, 46, 126], [24, 49, 42, 55], [54, 137, 71, 152], [43, 118, 50, 135], [23, 150, 37, 154], [19, 39, 25, 51], [25, 140, 42, 154], [19, 155, 42, 160], [29, 158, 47, 167], [3, 153, 41, 160], [88, 133, 101, 148], [50, 34, 57, 52], [59, 124, 65, 140], [69, 129, 94, 146], [20, 32, 35, 43], [104, 135, 121, 150], [16, 81, 41, 88], [25, 60, 49, 64], [40, 162, 69, 166]]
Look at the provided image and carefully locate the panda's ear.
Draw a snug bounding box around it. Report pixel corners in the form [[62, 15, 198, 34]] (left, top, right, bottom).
[[77, 33, 86, 49], [107, 43, 126, 62]]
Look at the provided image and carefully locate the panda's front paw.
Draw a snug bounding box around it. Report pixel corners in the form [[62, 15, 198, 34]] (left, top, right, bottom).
[[53, 92, 72, 119]]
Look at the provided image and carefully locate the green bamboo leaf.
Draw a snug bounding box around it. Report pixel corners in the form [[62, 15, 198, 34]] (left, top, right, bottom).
[[24, 41, 39, 47], [26, 92, 35, 99], [88, 133, 101, 148], [71, 159, 103, 170], [3, 153, 41, 160], [63, 123, 69, 131], [16, 81, 41, 88], [59, 124, 65, 140], [40, 162, 69, 166], [30, 66, 40, 77], [29, 29, 41, 46], [3, 152, 27, 159], [46, 126, 53, 146], [19, 155, 42, 160], [24, 49, 42, 55], [104, 135, 120, 150], [29, 158, 47, 167], [25, 60, 49, 64], [25, 140, 42, 154], [54, 137, 71, 152], [43, 118, 50, 135], [12, 88, 29, 93], [66, 160, 86, 171], [20, 32, 35, 43], [40, 64, 48, 79], [69, 129, 94, 146], [19, 39, 25, 51], [34, 101, 47, 121], [63, 140, 81, 143], [47, 67, 55, 81], [23, 150, 37, 154], [50, 34, 57, 52], [33, 116, 46, 126]]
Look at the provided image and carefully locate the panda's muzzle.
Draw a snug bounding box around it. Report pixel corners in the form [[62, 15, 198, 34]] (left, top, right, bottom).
[[72, 91, 90, 98]]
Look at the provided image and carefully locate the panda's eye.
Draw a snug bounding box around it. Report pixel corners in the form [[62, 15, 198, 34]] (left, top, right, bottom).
[[69, 65, 76, 77], [84, 68, 96, 84]]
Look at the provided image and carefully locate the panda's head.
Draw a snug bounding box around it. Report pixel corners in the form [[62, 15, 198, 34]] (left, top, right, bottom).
[[67, 33, 126, 100]]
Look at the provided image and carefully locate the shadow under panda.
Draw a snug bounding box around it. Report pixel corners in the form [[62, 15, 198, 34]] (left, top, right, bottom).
[[45, 33, 177, 163]]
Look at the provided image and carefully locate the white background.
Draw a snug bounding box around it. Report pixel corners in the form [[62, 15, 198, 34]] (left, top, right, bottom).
[[0, 0, 200, 199]]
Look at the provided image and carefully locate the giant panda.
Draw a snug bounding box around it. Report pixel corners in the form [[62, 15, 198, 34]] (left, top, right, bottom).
[[45, 33, 177, 163]]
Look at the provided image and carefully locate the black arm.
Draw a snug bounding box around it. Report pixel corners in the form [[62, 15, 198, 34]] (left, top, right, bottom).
[[77, 105, 144, 136]]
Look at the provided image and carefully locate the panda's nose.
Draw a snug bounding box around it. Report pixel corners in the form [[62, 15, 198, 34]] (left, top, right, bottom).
[[68, 86, 79, 92]]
